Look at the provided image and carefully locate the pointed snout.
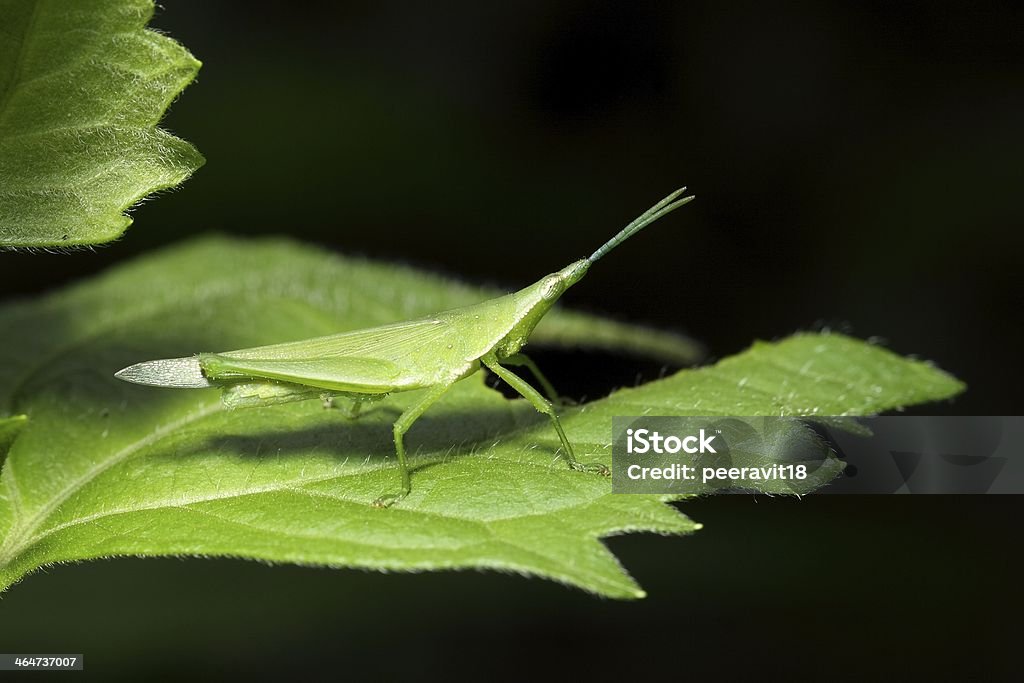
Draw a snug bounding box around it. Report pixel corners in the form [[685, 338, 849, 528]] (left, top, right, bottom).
[[557, 259, 590, 288]]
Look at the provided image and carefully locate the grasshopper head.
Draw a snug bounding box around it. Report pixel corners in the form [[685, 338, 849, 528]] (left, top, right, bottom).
[[496, 259, 590, 357], [540, 259, 591, 302], [517, 258, 591, 323]]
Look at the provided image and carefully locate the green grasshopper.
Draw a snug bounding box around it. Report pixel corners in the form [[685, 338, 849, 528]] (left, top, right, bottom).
[[115, 188, 693, 507]]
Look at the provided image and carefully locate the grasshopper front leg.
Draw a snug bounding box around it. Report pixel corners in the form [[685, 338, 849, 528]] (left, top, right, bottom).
[[481, 354, 609, 476], [502, 352, 576, 407]]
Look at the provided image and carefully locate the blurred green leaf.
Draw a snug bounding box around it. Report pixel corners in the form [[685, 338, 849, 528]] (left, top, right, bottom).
[[0, 0, 202, 248], [0, 414, 26, 457], [0, 237, 963, 597]]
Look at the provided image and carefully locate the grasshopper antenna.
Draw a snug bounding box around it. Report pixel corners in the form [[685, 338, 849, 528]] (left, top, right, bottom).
[[588, 187, 694, 263]]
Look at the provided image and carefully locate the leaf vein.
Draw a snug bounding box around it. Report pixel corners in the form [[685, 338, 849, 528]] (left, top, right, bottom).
[[0, 400, 223, 566]]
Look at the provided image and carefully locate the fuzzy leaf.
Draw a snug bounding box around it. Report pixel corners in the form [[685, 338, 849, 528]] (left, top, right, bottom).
[[0, 0, 203, 248], [0, 237, 964, 596], [0, 414, 26, 457]]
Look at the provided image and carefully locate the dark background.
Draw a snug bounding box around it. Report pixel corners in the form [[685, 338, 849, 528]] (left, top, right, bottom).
[[1, 1, 1021, 679]]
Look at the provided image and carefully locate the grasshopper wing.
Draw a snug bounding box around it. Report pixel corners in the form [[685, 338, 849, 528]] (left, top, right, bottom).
[[200, 354, 406, 393], [199, 317, 452, 393]]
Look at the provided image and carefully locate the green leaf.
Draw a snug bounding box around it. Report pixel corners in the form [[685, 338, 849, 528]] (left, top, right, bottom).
[[0, 0, 203, 248], [0, 414, 26, 458], [0, 237, 964, 597]]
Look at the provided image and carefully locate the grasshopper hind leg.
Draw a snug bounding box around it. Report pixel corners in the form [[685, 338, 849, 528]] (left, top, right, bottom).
[[481, 354, 610, 477], [322, 395, 363, 418], [322, 392, 387, 419]]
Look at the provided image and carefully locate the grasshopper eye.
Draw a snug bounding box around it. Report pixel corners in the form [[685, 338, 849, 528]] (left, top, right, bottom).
[[541, 276, 563, 301]]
